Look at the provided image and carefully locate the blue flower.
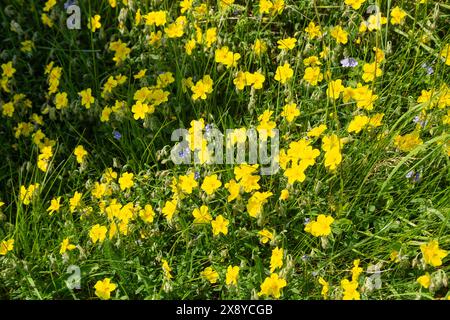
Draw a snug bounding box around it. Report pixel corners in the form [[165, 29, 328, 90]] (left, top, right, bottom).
[[413, 116, 427, 128], [194, 171, 201, 180], [64, 0, 76, 10], [112, 130, 122, 140], [340, 57, 358, 68], [405, 171, 414, 179], [421, 63, 434, 75]]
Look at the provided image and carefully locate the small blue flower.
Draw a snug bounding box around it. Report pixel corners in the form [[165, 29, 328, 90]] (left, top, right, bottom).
[[413, 172, 420, 182], [194, 171, 201, 180], [341, 57, 358, 68], [405, 171, 414, 179], [112, 130, 122, 140], [413, 116, 427, 128], [304, 218, 310, 225], [302, 255, 310, 262], [421, 63, 434, 75], [64, 0, 76, 10]]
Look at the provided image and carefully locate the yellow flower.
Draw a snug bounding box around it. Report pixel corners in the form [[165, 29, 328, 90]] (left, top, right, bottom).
[[179, 173, 198, 194], [100, 107, 112, 122], [211, 215, 229, 236], [253, 39, 267, 55], [192, 205, 212, 224], [362, 62, 382, 82], [144, 11, 167, 26], [131, 101, 149, 120], [201, 267, 219, 284], [341, 279, 360, 300], [60, 238, 76, 254], [44, 0, 57, 12], [55, 92, 68, 109], [162, 199, 177, 221], [304, 214, 334, 237], [307, 124, 327, 138], [441, 44, 450, 66], [225, 179, 241, 202], [247, 191, 273, 218], [134, 69, 147, 80], [258, 229, 274, 244], [253, 72, 266, 90], [74, 145, 88, 164], [204, 28, 217, 48], [19, 184, 40, 205], [69, 192, 82, 213], [89, 224, 107, 244], [118, 172, 134, 190], [191, 76, 214, 100], [225, 266, 240, 286], [303, 56, 321, 67], [78, 88, 95, 109], [162, 259, 173, 280], [318, 277, 329, 299], [270, 247, 283, 272], [344, 0, 365, 10], [233, 71, 253, 90], [277, 37, 297, 50], [303, 66, 323, 86], [274, 62, 294, 84], [180, 0, 193, 13], [390, 6, 407, 25], [258, 273, 287, 299], [1, 61, 16, 78], [347, 115, 370, 133], [88, 15, 102, 32], [0, 239, 14, 256], [235, 164, 261, 193], [393, 132, 423, 152], [373, 47, 385, 63], [201, 174, 222, 195], [139, 204, 155, 223], [94, 278, 117, 300], [165, 16, 186, 38], [185, 38, 196, 55], [330, 26, 348, 44], [215, 47, 241, 68], [368, 113, 384, 127], [279, 189, 289, 201], [305, 21, 322, 40], [41, 13, 54, 28], [281, 103, 300, 122], [351, 259, 363, 282], [109, 40, 131, 65], [259, 0, 273, 14], [47, 197, 61, 215], [417, 273, 431, 289], [420, 240, 448, 267], [367, 13, 388, 31], [2, 102, 14, 117], [390, 250, 400, 263], [326, 79, 345, 100]]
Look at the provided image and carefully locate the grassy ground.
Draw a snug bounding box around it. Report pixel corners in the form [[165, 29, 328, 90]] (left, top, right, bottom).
[[0, 0, 449, 300]]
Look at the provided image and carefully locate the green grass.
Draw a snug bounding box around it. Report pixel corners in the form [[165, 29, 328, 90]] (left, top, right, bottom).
[[0, 0, 449, 300]]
